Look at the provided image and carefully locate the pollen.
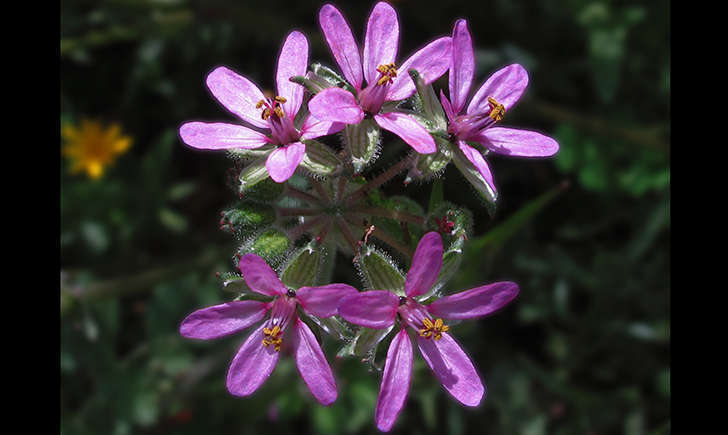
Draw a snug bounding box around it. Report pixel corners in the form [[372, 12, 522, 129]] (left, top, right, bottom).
[[419, 317, 450, 341], [262, 324, 283, 351], [376, 63, 398, 86], [257, 96, 287, 120], [487, 96, 506, 122]]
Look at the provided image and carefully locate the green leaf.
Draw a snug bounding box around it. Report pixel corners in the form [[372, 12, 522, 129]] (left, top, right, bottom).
[[344, 119, 380, 173]]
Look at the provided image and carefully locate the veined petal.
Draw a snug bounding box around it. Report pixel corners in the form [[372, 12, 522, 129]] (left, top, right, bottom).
[[226, 323, 281, 396], [416, 333, 484, 406], [468, 64, 528, 115], [308, 87, 365, 125], [475, 127, 559, 157], [363, 1, 399, 87], [375, 328, 413, 432], [297, 284, 359, 318], [427, 281, 519, 320], [388, 37, 452, 101], [440, 89, 456, 121], [404, 232, 443, 298], [449, 19, 474, 114], [265, 142, 306, 183], [239, 253, 287, 296], [374, 112, 436, 154], [179, 122, 269, 150], [206, 66, 268, 129], [277, 31, 309, 119], [300, 115, 346, 140], [180, 301, 268, 340], [319, 4, 363, 90], [458, 141, 496, 195], [293, 318, 338, 405], [338, 290, 399, 329]]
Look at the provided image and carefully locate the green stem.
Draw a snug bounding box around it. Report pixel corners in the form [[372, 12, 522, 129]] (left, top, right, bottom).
[[345, 153, 414, 204]]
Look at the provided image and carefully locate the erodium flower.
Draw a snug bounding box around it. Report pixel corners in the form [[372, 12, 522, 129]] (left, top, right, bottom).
[[179, 253, 358, 405], [179, 31, 344, 183], [307, 2, 451, 154], [338, 232, 519, 431], [61, 119, 132, 180], [440, 19, 559, 195]]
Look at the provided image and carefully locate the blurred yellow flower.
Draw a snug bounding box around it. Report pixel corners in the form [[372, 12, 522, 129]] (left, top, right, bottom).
[[62, 119, 132, 179]]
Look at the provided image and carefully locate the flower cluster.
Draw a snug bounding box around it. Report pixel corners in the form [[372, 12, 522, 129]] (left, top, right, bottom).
[[178, 2, 557, 432]]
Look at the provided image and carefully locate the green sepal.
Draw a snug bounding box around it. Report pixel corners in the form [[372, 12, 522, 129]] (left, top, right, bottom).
[[279, 239, 325, 289], [289, 74, 329, 95], [409, 68, 447, 131], [299, 139, 342, 177], [451, 141, 498, 215], [344, 119, 381, 173], [241, 177, 285, 203], [220, 202, 276, 233], [309, 315, 354, 342], [227, 144, 275, 160], [337, 324, 394, 359], [311, 63, 356, 93], [237, 228, 291, 268], [238, 156, 273, 196], [354, 243, 406, 295]]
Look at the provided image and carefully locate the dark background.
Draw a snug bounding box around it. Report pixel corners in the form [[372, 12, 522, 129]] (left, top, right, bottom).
[[60, 0, 670, 434]]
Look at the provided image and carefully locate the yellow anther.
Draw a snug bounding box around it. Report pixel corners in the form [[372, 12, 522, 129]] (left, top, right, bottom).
[[262, 325, 283, 351], [274, 96, 287, 104], [376, 63, 398, 86], [487, 96, 506, 122], [418, 317, 450, 341], [261, 108, 272, 120], [256, 100, 266, 109], [274, 106, 285, 118]]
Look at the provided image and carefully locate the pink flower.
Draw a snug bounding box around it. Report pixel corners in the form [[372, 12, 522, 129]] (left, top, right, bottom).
[[179, 253, 358, 405], [338, 232, 519, 431], [308, 2, 452, 154], [179, 31, 345, 183], [441, 19, 559, 195]]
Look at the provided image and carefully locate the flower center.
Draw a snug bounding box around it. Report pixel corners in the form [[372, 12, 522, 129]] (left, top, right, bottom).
[[262, 324, 284, 351], [256, 96, 288, 120], [376, 63, 398, 86], [418, 317, 449, 341], [487, 96, 505, 122]]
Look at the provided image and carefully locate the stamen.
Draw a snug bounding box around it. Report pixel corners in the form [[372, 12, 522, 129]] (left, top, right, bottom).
[[257, 96, 288, 120], [487, 97, 505, 122], [262, 324, 283, 351], [274, 96, 287, 104], [256, 100, 265, 109], [418, 317, 450, 341], [376, 63, 398, 86]]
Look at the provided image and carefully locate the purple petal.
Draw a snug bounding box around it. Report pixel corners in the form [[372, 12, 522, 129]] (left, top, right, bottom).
[[265, 142, 306, 183], [375, 328, 412, 432], [416, 333, 485, 406], [468, 64, 529, 115], [276, 31, 308, 119], [475, 127, 559, 157], [427, 281, 519, 320], [206, 66, 268, 129], [297, 284, 359, 318], [179, 122, 269, 150], [238, 253, 287, 296], [363, 1, 399, 87], [300, 115, 346, 140], [404, 232, 443, 298], [388, 37, 452, 102], [226, 323, 280, 396], [440, 89, 456, 121], [338, 290, 399, 329], [319, 4, 363, 90], [449, 19, 474, 114], [374, 112, 436, 154], [179, 301, 268, 340], [308, 87, 365, 125], [293, 318, 338, 405], [458, 141, 496, 196]]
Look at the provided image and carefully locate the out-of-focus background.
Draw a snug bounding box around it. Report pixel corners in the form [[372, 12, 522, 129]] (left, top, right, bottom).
[[60, 0, 669, 434]]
